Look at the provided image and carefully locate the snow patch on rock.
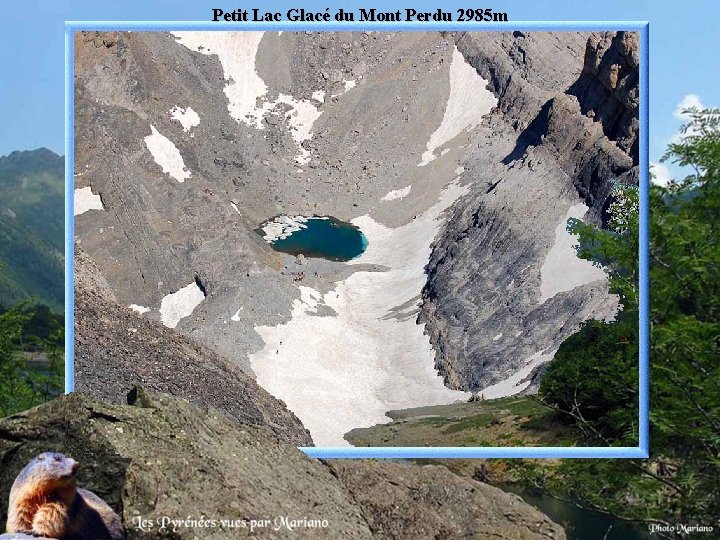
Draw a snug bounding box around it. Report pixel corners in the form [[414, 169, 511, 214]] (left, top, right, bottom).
[[331, 79, 357, 98], [477, 351, 553, 398], [419, 47, 497, 166], [172, 32, 267, 128], [539, 203, 607, 303], [169, 106, 200, 132], [74, 186, 104, 216], [261, 94, 323, 164], [312, 90, 325, 103], [144, 126, 191, 182], [159, 282, 205, 328], [172, 32, 323, 164], [129, 304, 151, 315], [381, 185, 412, 201]]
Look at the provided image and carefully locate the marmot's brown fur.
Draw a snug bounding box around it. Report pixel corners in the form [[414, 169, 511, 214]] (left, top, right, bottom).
[[5, 452, 124, 540]]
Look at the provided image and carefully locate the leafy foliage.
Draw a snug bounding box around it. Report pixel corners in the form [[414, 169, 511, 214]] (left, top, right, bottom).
[[540, 182, 641, 443], [0, 303, 64, 417], [0, 149, 64, 417], [518, 108, 720, 532], [540, 316, 639, 442]]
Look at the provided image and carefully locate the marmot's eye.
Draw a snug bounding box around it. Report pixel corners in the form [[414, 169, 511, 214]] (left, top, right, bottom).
[[53, 455, 62, 462]]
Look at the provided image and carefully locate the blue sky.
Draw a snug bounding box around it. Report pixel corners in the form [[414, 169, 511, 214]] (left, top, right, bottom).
[[0, 0, 717, 177]]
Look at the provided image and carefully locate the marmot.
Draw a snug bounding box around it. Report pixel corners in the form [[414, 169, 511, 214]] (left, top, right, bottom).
[[6, 452, 124, 540]]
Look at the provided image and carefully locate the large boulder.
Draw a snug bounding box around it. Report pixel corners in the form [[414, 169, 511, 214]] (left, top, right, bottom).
[[329, 461, 567, 539], [0, 390, 368, 539], [0, 390, 565, 539]]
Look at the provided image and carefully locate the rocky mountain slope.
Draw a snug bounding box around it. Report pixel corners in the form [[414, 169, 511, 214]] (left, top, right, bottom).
[[73, 30, 638, 441], [419, 31, 639, 392], [0, 149, 64, 311], [0, 389, 566, 539], [74, 245, 312, 446], [569, 32, 639, 160]]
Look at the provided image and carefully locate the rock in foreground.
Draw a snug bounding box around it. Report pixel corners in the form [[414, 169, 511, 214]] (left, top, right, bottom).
[[329, 461, 566, 539], [0, 390, 565, 539]]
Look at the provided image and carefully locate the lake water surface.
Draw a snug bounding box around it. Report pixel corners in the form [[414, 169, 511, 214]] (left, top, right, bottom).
[[505, 486, 651, 540], [258, 215, 367, 261]]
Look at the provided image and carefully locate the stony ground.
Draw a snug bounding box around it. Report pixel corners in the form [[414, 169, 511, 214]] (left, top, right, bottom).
[[74, 245, 312, 447]]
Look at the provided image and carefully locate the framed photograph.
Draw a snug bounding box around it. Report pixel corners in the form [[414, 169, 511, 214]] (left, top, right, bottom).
[[66, 21, 649, 458]]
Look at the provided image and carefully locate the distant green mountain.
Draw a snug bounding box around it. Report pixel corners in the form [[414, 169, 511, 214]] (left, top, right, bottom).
[[0, 148, 64, 312]]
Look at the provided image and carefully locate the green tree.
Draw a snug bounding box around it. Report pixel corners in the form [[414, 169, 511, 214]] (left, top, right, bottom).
[[518, 108, 720, 533], [540, 182, 640, 444], [0, 302, 64, 417]]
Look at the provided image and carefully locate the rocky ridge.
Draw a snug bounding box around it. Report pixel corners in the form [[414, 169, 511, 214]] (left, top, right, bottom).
[[569, 31, 640, 159]]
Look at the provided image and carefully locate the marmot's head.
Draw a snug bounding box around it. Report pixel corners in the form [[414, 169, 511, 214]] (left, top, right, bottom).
[[26, 452, 79, 489]]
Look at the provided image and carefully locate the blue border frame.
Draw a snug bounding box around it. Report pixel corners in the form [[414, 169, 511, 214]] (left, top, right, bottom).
[[65, 21, 650, 460]]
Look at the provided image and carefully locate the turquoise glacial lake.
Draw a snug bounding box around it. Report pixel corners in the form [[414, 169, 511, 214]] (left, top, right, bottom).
[[258, 215, 368, 262]]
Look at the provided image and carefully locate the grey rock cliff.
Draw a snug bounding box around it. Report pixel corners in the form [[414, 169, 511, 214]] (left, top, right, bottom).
[[329, 461, 566, 539], [569, 31, 640, 160], [419, 31, 639, 391], [0, 390, 566, 539]]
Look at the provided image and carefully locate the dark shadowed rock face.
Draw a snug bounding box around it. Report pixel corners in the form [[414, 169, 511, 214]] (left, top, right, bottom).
[[74, 246, 313, 447], [0, 391, 565, 540], [569, 31, 640, 162]]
